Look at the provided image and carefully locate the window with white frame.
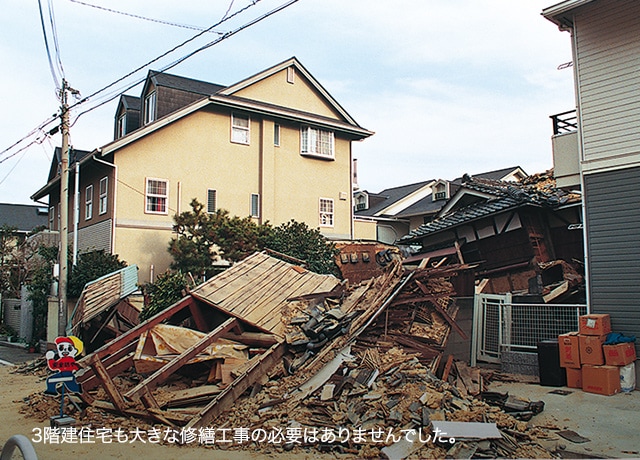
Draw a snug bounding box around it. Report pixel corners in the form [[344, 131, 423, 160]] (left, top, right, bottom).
[[145, 178, 168, 214], [99, 177, 108, 215], [301, 127, 334, 159], [49, 206, 55, 230], [144, 91, 156, 125], [116, 113, 126, 138], [85, 184, 93, 220], [231, 113, 250, 144], [250, 194, 260, 218], [319, 198, 334, 227], [207, 189, 217, 213]]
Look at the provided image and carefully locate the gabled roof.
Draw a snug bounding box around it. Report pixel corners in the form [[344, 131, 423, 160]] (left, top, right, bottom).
[[399, 173, 578, 243], [358, 166, 527, 219], [147, 71, 226, 96], [119, 94, 141, 111], [220, 57, 362, 128], [32, 148, 93, 201], [0, 203, 49, 233], [98, 58, 372, 157]]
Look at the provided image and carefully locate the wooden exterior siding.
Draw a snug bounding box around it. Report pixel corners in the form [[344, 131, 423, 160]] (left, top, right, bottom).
[[575, 0, 640, 166], [584, 166, 640, 343]]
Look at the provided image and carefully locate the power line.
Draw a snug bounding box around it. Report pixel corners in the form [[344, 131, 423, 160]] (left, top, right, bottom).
[[68, 0, 225, 35], [48, 0, 66, 79], [71, 0, 301, 127], [69, 0, 266, 112], [1, 0, 302, 172], [37, 0, 61, 91]]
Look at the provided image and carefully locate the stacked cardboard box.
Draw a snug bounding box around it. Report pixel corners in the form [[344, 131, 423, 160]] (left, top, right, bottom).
[[558, 314, 636, 396]]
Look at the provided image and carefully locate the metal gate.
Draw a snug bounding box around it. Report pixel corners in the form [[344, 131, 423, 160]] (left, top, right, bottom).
[[472, 293, 587, 366]]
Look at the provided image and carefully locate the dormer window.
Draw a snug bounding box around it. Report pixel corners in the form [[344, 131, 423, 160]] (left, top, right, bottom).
[[432, 181, 449, 201], [144, 91, 157, 125], [354, 192, 368, 211]]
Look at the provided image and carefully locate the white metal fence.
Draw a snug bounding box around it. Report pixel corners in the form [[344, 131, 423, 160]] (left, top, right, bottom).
[[472, 293, 587, 365]]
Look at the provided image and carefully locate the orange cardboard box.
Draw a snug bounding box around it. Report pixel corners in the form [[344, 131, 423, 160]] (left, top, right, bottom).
[[579, 334, 606, 365], [603, 342, 637, 366], [565, 367, 582, 388], [581, 364, 620, 396], [579, 314, 611, 336], [558, 332, 581, 368]]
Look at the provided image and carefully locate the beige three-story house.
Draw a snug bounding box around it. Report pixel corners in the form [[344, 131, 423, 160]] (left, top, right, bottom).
[[32, 57, 373, 283]]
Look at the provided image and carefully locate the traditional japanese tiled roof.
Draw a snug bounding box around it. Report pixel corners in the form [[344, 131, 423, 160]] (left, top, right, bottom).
[[399, 171, 578, 243]]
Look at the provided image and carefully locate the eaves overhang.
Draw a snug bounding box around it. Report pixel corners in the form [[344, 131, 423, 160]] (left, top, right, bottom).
[[542, 0, 596, 28], [98, 94, 373, 159]]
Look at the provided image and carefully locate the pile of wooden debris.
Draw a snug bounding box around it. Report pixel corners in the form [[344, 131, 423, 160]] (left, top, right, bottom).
[[16, 251, 561, 458]]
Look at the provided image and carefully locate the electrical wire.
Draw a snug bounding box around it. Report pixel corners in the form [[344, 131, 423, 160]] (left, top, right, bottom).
[[48, 0, 66, 79], [2, 0, 301, 174], [67, 0, 225, 35], [69, 0, 266, 112], [70, 0, 300, 125], [37, 0, 61, 91]]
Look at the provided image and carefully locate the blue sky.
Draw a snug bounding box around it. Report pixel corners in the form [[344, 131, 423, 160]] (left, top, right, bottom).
[[0, 0, 575, 205]]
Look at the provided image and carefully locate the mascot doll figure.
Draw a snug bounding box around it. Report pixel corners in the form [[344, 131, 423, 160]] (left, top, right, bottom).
[[44, 336, 84, 395]]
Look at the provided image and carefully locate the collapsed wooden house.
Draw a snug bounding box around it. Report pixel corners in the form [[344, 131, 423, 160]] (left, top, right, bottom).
[[399, 172, 585, 302], [71, 250, 472, 434]]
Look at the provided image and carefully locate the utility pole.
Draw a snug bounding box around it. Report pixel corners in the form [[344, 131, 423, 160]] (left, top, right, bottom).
[[58, 79, 70, 337]]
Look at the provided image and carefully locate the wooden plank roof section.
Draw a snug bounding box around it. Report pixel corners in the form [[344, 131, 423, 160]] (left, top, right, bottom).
[[190, 252, 341, 337], [69, 265, 139, 334]]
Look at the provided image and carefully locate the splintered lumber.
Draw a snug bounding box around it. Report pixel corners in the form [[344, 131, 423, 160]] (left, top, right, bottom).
[[414, 280, 467, 339], [184, 341, 286, 431], [163, 386, 222, 408], [125, 317, 239, 400], [454, 361, 480, 396], [441, 354, 455, 381]]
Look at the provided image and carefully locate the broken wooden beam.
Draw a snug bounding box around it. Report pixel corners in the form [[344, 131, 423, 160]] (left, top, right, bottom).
[[87, 353, 127, 412], [78, 295, 196, 365], [125, 317, 239, 400], [184, 341, 285, 431], [222, 331, 279, 348]]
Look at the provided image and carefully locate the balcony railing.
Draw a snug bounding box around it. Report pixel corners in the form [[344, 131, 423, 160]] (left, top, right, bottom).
[[550, 109, 578, 135]]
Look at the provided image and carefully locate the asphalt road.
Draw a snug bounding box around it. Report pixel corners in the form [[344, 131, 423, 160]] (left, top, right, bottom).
[[0, 342, 39, 366]]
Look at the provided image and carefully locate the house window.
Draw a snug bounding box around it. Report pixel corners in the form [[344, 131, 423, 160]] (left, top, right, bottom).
[[99, 177, 108, 215], [319, 198, 334, 227], [116, 113, 126, 138], [49, 206, 54, 230], [250, 194, 260, 218], [231, 113, 250, 144], [274, 124, 280, 147], [145, 178, 168, 214], [144, 91, 156, 125], [207, 189, 217, 213], [85, 184, 93, 220], [301, 127, 334, 159]]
